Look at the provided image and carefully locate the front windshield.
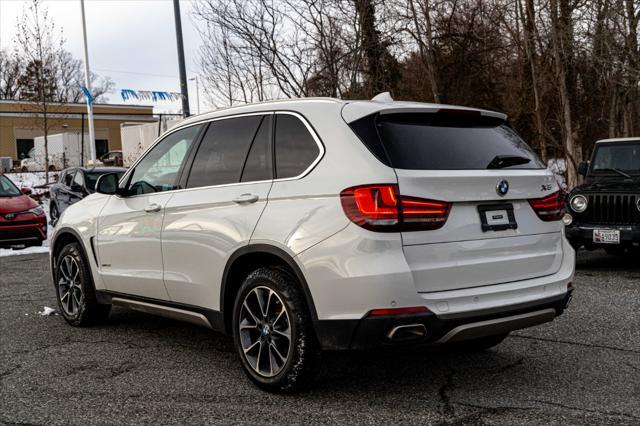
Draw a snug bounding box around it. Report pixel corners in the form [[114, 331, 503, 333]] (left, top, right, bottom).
[[0, 175, 22, 197], [591, 143, 640, 175], [86, 171, 125, 192]]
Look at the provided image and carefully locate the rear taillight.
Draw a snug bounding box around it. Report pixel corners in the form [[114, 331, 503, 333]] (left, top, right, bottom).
[[340, 184, 451, 232], [528, 191, 565, 221]]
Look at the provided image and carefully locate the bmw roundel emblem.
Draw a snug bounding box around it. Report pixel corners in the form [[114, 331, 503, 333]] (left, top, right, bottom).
[[496, 180, 509, 196]]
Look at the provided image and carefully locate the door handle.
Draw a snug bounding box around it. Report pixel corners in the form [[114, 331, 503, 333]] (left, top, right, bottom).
[[232, 193, 259, 204], [144, 203, 162, 213]]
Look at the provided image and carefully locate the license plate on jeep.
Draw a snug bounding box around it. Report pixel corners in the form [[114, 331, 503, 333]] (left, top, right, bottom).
[[593, 229, 620, 244]]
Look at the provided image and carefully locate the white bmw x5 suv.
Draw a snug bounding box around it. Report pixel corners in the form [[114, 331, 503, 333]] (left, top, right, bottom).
[[50, 97, 575, 392]]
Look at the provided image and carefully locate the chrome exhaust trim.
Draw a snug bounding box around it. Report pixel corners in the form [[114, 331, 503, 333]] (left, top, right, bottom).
[[387, 324, 427, 341]]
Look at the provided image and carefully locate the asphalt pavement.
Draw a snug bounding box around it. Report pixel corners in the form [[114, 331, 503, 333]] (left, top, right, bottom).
[[1, 250, 638, 425]]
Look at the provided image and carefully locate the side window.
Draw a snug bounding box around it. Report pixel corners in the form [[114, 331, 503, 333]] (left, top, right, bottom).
[[241, 115, 272, 182], [187, 115, 263, 188], [274, 114, 320, 179], [63, 170, 75, 187], [128, 125, 202, 195], [72, 171, 85, 188]]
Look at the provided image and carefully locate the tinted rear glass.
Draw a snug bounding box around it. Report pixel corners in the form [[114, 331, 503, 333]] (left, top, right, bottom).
[[275, 114, 320, 179], [187, 116, 262, 188], [350, 113, 544, 170]]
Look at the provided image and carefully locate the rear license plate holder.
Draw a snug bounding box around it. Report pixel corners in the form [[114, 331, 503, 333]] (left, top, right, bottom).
[[477, 203, 518, 232], [593, 229, 620, 244]]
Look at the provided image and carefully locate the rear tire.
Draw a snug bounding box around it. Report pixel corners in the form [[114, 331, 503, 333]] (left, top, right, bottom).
[[232, 267, 320, 393], [50, 203, 59, 226], [451, 332, 509, 352], [54, 242, 111, 326]]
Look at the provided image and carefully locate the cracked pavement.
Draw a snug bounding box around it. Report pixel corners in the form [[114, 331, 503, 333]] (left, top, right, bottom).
[[1, 250, 639, 425]]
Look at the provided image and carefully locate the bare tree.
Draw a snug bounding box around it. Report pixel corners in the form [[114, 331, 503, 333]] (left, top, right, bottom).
[[54, 50, 113, 103], [192, 0, 640, 188], [0, 50, 23, 100], [14, 0, 65, 181]]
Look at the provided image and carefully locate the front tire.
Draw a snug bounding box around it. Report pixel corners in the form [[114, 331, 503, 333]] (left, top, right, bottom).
[[54, 242, 111, 326], [233, 267, 319, 393]]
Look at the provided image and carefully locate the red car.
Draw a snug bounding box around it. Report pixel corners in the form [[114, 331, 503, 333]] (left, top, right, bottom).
[[0, 174, 47, 249]]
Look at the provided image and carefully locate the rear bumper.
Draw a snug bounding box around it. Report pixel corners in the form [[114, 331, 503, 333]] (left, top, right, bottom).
[[315, 290, 572, 350], [298, 223, 575, 350], [566, 223, 640, 247]]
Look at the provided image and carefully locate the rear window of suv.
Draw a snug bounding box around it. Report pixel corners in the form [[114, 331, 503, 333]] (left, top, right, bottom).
[[349, 112, 544, 170]]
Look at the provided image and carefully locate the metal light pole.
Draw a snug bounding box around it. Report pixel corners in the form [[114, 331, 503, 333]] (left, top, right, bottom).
[[173, 0, 190, 117], [189, 76, 200, 114], [80, 0, 96, 163]]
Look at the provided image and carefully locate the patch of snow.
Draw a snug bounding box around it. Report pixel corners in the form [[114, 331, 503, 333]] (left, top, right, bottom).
[[38, 306, 58, 316]]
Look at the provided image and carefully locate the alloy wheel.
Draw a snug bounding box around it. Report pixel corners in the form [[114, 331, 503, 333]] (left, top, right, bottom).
[[238, 286, 291, 377], [57, 255, 83, 316]]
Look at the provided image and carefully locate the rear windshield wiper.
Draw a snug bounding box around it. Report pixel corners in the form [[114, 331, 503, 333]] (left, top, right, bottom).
[[595, 168, 632, 178], [487, 155, 531, 169]]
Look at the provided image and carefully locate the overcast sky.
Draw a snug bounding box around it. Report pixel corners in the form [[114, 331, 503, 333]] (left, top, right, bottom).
[[0, 0, 208, 113]]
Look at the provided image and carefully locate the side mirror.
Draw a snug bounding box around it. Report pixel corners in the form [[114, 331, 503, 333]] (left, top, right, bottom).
[[70, 184, 84, 193], [577, 161, 589, 177], [20, 187, 32, 195], [95, 173, 121, 195]]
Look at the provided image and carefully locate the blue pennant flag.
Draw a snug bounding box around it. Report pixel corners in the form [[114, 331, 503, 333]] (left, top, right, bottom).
[[81, 86, 94, 106]]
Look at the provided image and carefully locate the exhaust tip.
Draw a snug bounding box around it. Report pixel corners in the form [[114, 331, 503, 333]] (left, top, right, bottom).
[[387, 324, 427, 341]]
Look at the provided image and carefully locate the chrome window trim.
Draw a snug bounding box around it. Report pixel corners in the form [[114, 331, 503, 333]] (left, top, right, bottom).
[[116, 110, 325, 199]]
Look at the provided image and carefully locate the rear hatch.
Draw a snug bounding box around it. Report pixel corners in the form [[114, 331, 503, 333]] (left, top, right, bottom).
[[347, 109, 564, 292]]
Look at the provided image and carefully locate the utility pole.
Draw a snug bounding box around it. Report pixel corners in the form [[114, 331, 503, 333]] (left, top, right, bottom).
[[173, 0, 190, 117], [80, 0, 96, 163]]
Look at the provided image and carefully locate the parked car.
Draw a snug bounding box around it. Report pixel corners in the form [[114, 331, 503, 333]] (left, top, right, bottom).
[[565, 137, 640, 254], [97, 151, 123, 167], [49, 167, 126, 225], [50, 97, 575, 393], [0, 174, 47, 249], [18, 148, 39, 172]]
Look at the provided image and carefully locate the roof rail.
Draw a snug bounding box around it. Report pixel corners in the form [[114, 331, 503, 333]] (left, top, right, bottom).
[[371, 92, 394, 103]]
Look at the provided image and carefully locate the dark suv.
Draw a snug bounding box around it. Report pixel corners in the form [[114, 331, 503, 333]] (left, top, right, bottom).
[[565, 138, 640, 254], [49, 167, 126, 225]]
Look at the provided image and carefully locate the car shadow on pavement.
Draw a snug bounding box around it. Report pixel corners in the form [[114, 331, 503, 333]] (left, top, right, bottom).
[[104, 306, 547, 399], [576, 248, 640, 271]]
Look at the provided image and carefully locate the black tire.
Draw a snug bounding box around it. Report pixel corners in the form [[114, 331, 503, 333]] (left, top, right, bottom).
[[232, 267, 320, 393], [450, 332, 509, 352], [49, 203, 59, 226], [48, 165, 56, 171], [54, 242, 111, 326], [21, 166, 28, 172]]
